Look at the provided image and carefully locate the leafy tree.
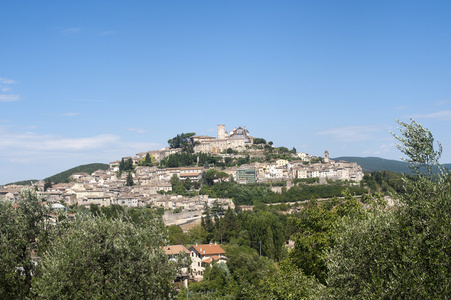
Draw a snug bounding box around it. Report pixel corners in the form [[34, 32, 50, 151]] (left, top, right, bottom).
[[170, 174, 185, 195], [119, 158, 134, 172], [167, 224, 189, 245], [126, 172, 134, 186], [168, 132, 196, 152], [43, 178, 52, 191], [32, 214, 177, 299], [253, 138, 266, 145], [183, 177, 192, 191], [0, 189, 51, 299], [278, 146, 289, 154], [391, 118, 442, 176], [326, 120, 451, 298], [289, 198, 337, 284], [249, 258, 324, 299]]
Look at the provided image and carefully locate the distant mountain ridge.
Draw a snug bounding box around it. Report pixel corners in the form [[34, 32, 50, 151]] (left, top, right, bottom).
[[334, 157, 451, 174], [6, 163, 110, 186]]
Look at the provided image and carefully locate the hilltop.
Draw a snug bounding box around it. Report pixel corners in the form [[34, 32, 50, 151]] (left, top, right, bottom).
[[334, 156, 451, 174], [6, 163, 109, 185]]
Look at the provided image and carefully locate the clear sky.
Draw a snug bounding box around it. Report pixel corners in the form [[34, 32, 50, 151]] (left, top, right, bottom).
[[1, 0, 451, 184]]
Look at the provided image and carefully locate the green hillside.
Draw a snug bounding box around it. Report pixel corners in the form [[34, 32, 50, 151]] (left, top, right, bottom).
[[45, 163, 110, 183], [6, 163, 110, 185], [334, 156, 451, 174]]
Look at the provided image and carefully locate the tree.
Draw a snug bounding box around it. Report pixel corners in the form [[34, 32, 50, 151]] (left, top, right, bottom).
[[126, 172, 134, 186], [170, 174, 185, 195], [253, 138, 266, 145], [289, 198, 337, 284], [250, 258, 324, 300], [43, 178, 52, 191], [32, 214, 177, 299], [183, 177, 192, 191], [391, 118, 442, 176], [0, 189, 51, 299], [326, 120, 451, 298], [167, 132, 196, 152]]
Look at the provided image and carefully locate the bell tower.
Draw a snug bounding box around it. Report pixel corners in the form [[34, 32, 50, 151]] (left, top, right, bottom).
[[324, 150, 330, 163], [217, 124, 225, 140]]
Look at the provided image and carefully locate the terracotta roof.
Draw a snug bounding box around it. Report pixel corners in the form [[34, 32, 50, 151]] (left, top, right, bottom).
[[190, 243, 226, 256], [201, 255, 228, 263], [163, 245, 190, 255]]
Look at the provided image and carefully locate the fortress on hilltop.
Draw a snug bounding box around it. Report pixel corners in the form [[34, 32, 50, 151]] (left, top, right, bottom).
[[191, 124, 254, 154]]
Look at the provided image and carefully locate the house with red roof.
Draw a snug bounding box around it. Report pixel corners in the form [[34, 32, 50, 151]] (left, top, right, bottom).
[[188, 242, 227, 278]]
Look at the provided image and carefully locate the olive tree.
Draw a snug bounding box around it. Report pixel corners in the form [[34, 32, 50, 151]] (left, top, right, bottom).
[[0, 189, 50, 299], [391, 118, 442, 176], [32, 214, 178, 299], [326, 120, 451, 298]]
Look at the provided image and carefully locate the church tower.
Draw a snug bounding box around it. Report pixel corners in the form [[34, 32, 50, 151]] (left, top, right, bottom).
[[217, 124, 226, 140], [324, 150, 330, 163]]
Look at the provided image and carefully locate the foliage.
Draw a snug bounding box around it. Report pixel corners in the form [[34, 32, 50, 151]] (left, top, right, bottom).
[[138, 153, 154, 166], [0, 189, 52, 299], [289, 198, 337, 284], [43, 178, 52, 191], [126, 172, 134, 186], [361, 170, 405, 194], [326, 120, 451, 298], [44, 163, 109, 184], [202, 169, 229, 186], [253, 138, 266, 145], [167, 132, 196, 152], [391, 118, 442, 176], [119, 158, 134, 172], [160, 152, 197, 168], [32, 213, 177, 299], [248, 258, 324, 300]]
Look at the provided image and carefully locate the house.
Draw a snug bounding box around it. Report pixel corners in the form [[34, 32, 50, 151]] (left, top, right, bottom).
[[189, 242, 227, 278], [163, 245, 190, 283]]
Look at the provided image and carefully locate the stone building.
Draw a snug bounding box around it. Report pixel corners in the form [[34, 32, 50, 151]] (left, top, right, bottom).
[[192, 124, 254, 154]]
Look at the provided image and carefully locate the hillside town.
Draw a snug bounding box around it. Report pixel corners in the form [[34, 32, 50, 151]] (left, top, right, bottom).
[[0, 124, 363, 227]]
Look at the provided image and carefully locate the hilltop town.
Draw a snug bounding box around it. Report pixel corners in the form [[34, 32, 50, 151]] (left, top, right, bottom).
[[0, 124, 363, 226]]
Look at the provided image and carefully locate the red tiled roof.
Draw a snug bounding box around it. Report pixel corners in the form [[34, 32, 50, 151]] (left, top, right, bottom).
[[163, 245, 190, 255], [190, 243, 225, 256]]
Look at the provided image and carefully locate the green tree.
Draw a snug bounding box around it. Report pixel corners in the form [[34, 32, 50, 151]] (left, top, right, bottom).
[[253, 138, 266, 145], [249, 258, 324, 300], [183, 177, 192, 191], [126, 172, 134, 186], [391, 118, 442, 176], [167, 224, 188, 245], [289, 197, 337, 284], [43, 178, 52, 191], [32, 214, 177, 299], [0, 189, 51, 299], [170, 174, 185, 195], [326, 120, 451, 298]]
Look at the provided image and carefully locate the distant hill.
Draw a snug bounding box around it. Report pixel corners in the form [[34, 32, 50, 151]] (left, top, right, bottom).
[[6, 163, 110, 185], [45, 163, 110, 183], [334, 157, 451, 174]]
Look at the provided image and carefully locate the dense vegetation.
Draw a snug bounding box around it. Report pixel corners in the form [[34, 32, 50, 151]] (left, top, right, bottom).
[[5, 163, 110, 186], [44, 163, 110, 184], [2, 120, 450, 299], [199, 181, 367, 205], [0, 191, 181, 299]]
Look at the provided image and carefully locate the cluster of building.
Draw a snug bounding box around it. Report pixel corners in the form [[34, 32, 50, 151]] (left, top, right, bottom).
[[0, 124, 363, 216]]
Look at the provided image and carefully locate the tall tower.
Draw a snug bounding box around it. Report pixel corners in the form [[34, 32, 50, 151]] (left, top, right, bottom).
[[324, 150, 330, 163], [217, 124, 225, 140]]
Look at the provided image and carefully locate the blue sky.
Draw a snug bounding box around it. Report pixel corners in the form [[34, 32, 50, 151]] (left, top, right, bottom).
[[1, 0, 451, 184]]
